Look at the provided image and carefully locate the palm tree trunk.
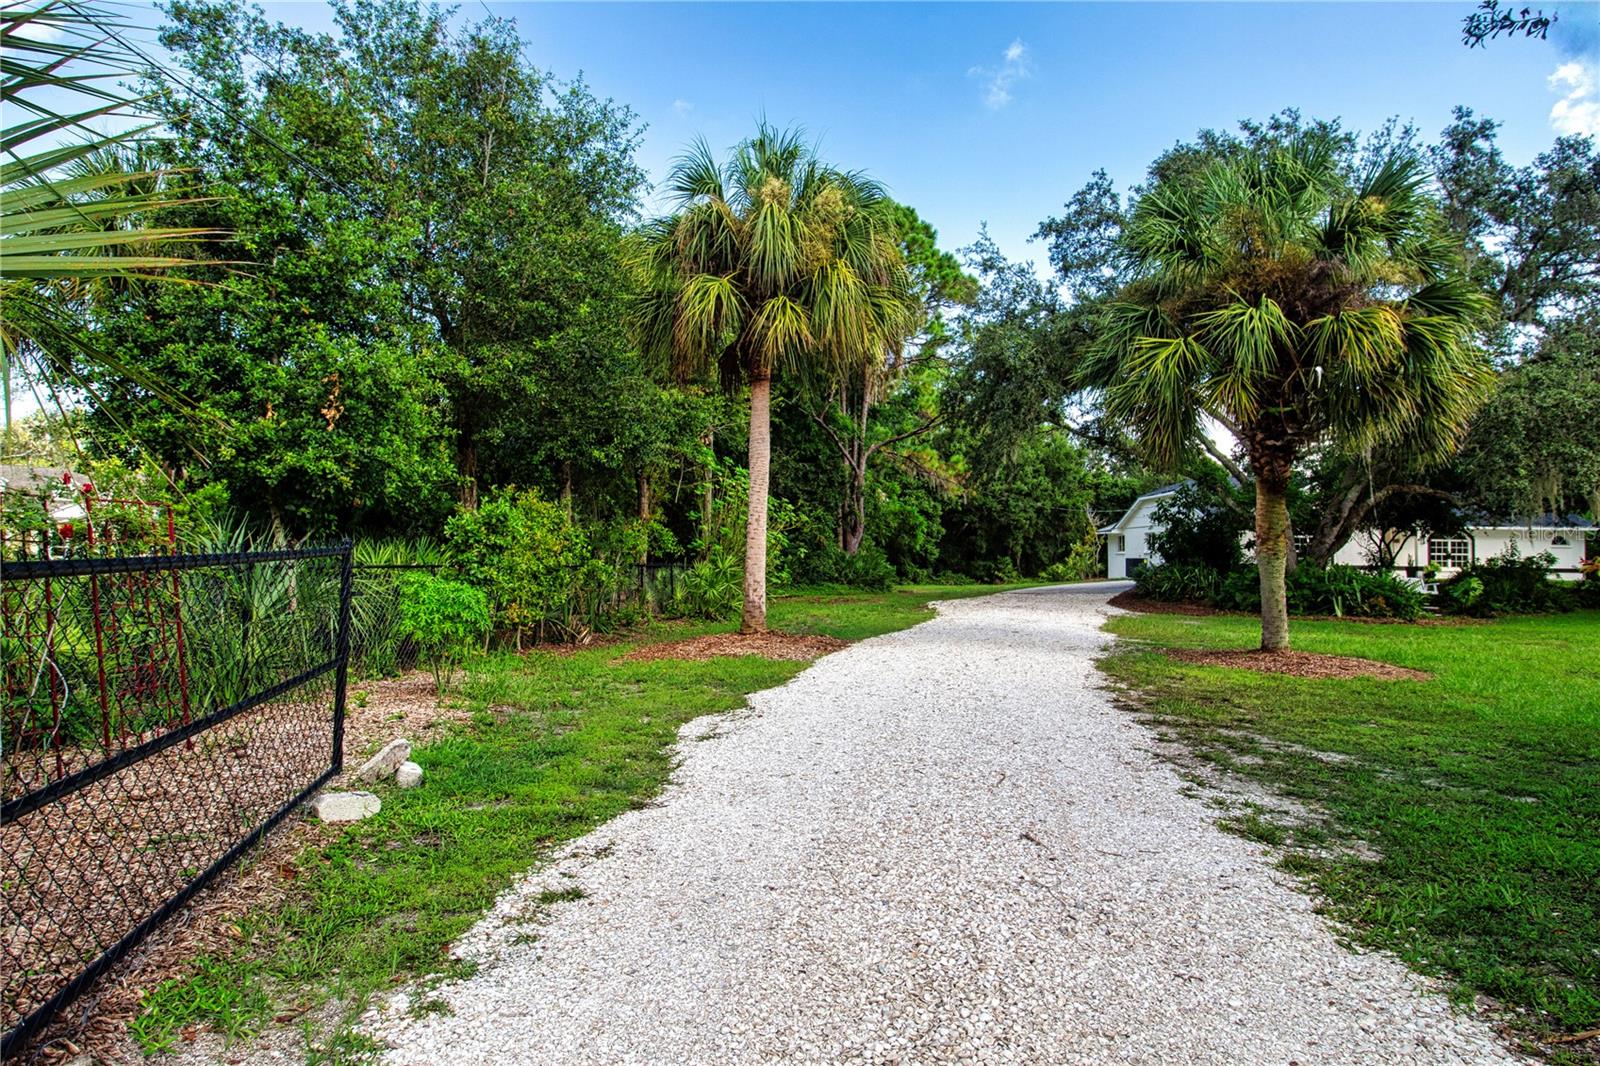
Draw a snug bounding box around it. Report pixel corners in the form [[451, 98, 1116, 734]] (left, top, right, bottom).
[[637, 472, 651, 566], [742, 375, 772, 634], [700, 427, 715, 559], [1255, 478, 1291, 652]]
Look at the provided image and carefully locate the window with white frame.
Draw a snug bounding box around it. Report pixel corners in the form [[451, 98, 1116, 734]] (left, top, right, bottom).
[[1428, 536, 1471, 569], [1115, 535, 1125, 553]]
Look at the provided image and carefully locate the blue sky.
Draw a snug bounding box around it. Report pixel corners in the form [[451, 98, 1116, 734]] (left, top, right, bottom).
[[254, 0, 1598, 272]]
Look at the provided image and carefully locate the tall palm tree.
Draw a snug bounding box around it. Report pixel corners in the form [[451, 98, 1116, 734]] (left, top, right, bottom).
[[631, 125, 918, 632], [1082, 135, 1493, 650]]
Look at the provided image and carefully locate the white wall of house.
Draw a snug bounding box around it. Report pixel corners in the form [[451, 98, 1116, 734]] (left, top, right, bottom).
[[1100, 489, 1179, 579], [1102, 479, 1592, 583], [1334, 525, 1589, 580]]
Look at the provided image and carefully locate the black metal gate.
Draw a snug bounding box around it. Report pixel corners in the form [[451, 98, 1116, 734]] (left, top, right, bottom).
[[1, 544, 353, 1057]]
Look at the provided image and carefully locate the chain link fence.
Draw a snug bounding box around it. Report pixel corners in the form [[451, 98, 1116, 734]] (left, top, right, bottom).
[[1, 545, 353, 1056], [0, 546, 691, 1054]]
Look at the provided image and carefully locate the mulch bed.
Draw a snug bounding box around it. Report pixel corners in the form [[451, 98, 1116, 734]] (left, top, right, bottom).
[[1109, 589, 1223, 616], [1166, 648, 1432, 681], [621, 632, 852, 663]]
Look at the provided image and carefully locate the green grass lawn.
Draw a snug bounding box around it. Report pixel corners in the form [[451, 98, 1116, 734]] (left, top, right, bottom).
[[131, 583, 1026, 1060], [1101, 608, 1600, 1054]]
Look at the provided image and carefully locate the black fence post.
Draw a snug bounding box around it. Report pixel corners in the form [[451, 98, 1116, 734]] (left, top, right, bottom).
[[331, 540, 354, 774]]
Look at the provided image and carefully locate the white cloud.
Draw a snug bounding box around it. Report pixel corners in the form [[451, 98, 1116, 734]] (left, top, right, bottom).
[[969, 39, 1031, 110], [672, 99, 694, 117], [1549, 61, 1600, 137], [6, 14, 65, 43]]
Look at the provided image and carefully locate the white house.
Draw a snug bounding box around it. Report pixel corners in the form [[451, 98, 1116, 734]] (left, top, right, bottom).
[[1098, 482, 1186, 579], [1099, 481, 1593, 581], [1328, 520, 1592, 580]]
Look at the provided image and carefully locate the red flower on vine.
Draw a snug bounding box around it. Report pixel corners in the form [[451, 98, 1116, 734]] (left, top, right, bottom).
[[59, 522, 75, 539]]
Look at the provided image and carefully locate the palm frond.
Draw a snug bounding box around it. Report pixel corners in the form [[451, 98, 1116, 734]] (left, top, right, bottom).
[[672, 272, 744, 367], [629, 123, 916, 396], [747, 293, 813, 377], [1306, 306, 1404, 383], [664, 137, 726, 205], [1104, 333, 1211, 467], [2, 0, 228, 429]]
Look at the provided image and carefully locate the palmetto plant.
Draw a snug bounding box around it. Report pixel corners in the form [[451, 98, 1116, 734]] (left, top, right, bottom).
[[630, 125, 919, 632], [1082, 135, 1494, 650], [1, 1, 216, 421]]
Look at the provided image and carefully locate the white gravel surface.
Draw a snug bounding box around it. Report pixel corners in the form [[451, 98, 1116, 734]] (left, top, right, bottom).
[[368, 583, 1522, 1065]]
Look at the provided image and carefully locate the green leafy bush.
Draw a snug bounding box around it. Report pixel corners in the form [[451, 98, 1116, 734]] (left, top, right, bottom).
[[1041, 528, 1103, 582], [443, 489, 589, 643], [1139, 562, 1423, 620], [693, 458, 796, 586], [1135, 563, 1227, 604], [350, 538, 445, 677], [396, 573, 490, 694], [789, 543, 895, 590], [1147, 481, 1248, 573], [1579, 558, 1600, 608], [1288, 565, 1424, 620], [1215, 568, 1262, 612], [676, 546, 742, 620], [1437, 550, 1572, 616], [1441, 574, 1485, 613], [973, 557, 1021, 585]]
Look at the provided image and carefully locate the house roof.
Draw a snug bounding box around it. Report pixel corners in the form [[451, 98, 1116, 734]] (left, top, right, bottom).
[[1469, 514, 1595, 531], [1096, 481, 1189, 535], [0, 463, 87, 492]]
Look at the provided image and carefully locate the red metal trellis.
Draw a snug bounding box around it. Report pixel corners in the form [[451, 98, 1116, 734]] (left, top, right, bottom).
[[1, 475, 190, 791]]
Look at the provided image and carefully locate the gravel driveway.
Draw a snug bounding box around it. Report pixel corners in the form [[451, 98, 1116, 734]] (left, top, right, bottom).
[[369, 583, 1521, 1065]]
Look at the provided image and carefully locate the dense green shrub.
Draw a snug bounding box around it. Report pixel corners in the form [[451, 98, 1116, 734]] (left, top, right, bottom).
[[694, 458, 796, 587], [1147, 481, 1248, 573], [1289, 565, 1424, 620], [1437, 550, 1572, 616], [350, 537, 445, 677], [396, 573, 491, 694], [1579, 559, 1600, 608], [972, 557, 1021, 585], [1215, 568, 1262, 612], [788, 543, 895, 590], [1041, 528, 1103, 583], [443, 489, 592, 643], [676, 546, 743, 620], [1139, 562, 1423, 620], [1134, 563, 1226, 604]]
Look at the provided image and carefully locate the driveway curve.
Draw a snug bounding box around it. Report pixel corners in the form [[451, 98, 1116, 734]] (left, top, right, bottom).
[[370, 583, 1520, 1066]]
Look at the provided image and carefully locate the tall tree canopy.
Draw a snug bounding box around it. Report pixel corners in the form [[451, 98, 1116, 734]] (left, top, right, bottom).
[[72, 0, 650, 535], [1457, 315, 1600, 519]]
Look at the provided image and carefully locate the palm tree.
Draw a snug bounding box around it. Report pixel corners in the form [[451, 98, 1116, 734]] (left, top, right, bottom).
[[630, 125, 918, 632], [2, 1, 217, 422], [1082, 134, 1493, 651]]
